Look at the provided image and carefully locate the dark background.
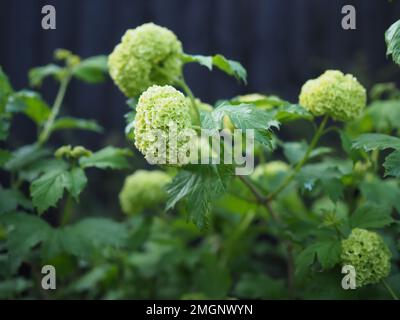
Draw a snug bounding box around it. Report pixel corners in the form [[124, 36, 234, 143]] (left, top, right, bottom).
[[1, 0, 400, 217]]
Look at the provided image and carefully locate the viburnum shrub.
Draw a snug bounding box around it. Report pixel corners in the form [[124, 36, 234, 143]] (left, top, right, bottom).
[[1, 21, 400, 299]]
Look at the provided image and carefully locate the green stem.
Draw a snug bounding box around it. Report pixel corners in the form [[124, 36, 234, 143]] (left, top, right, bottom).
[[153, 65, 201, 126], [382, 279, 399, 300], [371, 149, 380, 173], [221, 210, 256, 267], [237, 175, 294, 297], [61, 193, 74, 226], [267, 115, 329, 201], [176, 76, 201, 126], [38, 74, 72, 145]]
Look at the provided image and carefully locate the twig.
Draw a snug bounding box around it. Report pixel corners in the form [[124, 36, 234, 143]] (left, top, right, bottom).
[[266, 115, 329, 201], [237, 175, 294, 297]]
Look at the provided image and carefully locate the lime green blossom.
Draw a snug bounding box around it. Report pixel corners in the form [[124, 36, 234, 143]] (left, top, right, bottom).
[[299, 70, 366, 121], [108, 23, 183, 97], [341, 228, 391, 287], [134, 85, 193, 166], [119, 170, 171, 215], [237, 93, 268, 102], [251, 161, 289, 180], [251, 161, 290, 194]]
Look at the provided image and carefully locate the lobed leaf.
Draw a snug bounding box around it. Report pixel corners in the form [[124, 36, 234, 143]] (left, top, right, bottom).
[[183, 53, 247, 84], [386, 19, 400, 66], [72, 55, 108, 84], [28, 64, 63, 87], [352, 133, 400, 151], [79, 146, 132, 170], [350, 203, 393, 229], [383, 150, 400, 178], [6, 90, 51, 125], [51, 117, 103, 133]]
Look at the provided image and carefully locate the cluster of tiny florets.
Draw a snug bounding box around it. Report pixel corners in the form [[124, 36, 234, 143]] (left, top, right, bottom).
[[299, 70, 366, 121], [119, 170, 171, 215], [108, 23, 183, 97], [133, 85, 193, 166], [341, 228, 391, 287]]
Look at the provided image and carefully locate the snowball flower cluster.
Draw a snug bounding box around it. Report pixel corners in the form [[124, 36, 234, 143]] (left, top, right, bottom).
[[341, 228, 391, 287], [299, 70, 366, 121], [133, 85, 193, 166], [119, 170, 171, 215], [108, 23, 183, 97]]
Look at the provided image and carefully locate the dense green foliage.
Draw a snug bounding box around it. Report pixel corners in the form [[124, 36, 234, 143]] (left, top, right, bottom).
[[0, 21, 400, 300]]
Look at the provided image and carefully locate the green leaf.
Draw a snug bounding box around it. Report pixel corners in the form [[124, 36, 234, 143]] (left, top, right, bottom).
[[79, 146, 132, 170], [51, 117, 103, 133], [0, 67, 13, 141], [350, 203, 393, 229], [30, 168, 70, 214], [28, 64, 63, 87], [360, 178, 400, 212], [296, 240, 341, 276], [386, 19, 400, 65], [5, 144, 51, 172], [68, 265, 117, 292], [72, 55, 108, 83], [272, 104, 313, 122], [0, 212, 51, 269], [67, 218, 128, 250], [183, 54, 213, 69], [42, 218, 128, 259], [194, 253, 231, 299], [384, 150, 400, 178], [1, 213, 128, 266], [295, 244, 317, 277], [234, 273, 285, 299], [0, 189, 32, 214], [365, 100, 400, 132], [352, 133, 400, 151], [0, 113, 11, 141], [297, 163, 345, 202], [0, 66, 13, 112], [0, 278, 32, 299], [183, 54, 247, 84], [67, 168, 87, 200], [65, 167, 87, 200], [6, 90, 51, 125], [211, 103, 279, 147], [315, 240, 342, 270], [19, 158, 68, 182], [212, 54, 247, 84], [0, 149, 11, 167], [166, 165, 233, 228], [283, 141, 332, 165]]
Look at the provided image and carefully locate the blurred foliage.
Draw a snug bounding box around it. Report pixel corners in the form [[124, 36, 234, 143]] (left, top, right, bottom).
[[0, 21, 400, 300]]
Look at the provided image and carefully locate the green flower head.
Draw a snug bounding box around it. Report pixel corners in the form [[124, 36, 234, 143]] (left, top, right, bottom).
[[299, 70, 366, 121], [119, 170, 171, 215], [108, 23, 183, 97], [341, 228, 391, 287], [251, 161, 289, 180], [133, 85, 194, 166]]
